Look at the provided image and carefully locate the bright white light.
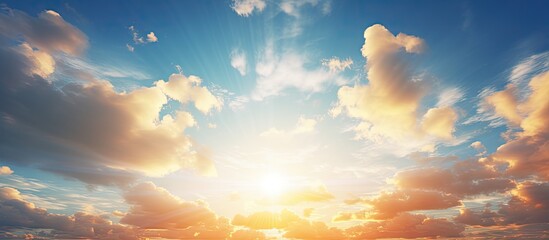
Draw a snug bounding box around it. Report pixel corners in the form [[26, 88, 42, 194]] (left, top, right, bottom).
[[261, 173, 288, 196]]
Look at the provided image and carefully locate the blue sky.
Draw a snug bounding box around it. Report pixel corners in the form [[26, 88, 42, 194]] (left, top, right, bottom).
[[1, 0, 549, 239]]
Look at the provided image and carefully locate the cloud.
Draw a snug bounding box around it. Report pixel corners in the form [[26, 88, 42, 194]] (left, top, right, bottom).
[[121, 182, 218, 229], [0, 9, 88, 55], [322, 57, 353, 73], [260, 116, 318, 137], [456, 182, 549, 227], [252, 44, 347, 100], [126, 43, 135, 52], [230, 229, 267, 240], [279, 0, 327, 17], [156, 73, 223, 114], [465, 52, 549, 127], [231, 0, 266, 16], [332, 24, 459, 153], [146, 32, 158, 42], [455, 206, 499, 226], [484, 71, 549, 180], [394, 159, 515, 197], [0, 11, 220, 186], [437, 87, 465, 107], [303, 208, 314, 217], [346, 213, 465, 239], [283, 219, 346, 239], [232, 209, 345, 239], [230, 49, 247, 76], [343, 190, 461, 220], [0, 187, 137, 239], [127, 26, 158, 51], [232, 209, 301, 230], [421, 106, 459, 140], [257, 183, 334, 205], [471, 141, 487, 156], [0, 166, 13, 175]]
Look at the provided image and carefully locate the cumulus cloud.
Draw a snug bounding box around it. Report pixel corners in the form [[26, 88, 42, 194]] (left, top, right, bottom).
[[0, 166, 13, 175], [332, 24, 459, 152], [252, 44, 347, 100], [146, 32, 158, 42], [0, 9, 88, 55], [322, 57, 353, 73], [471, 141, 487, 156], [456, 182, 549, 227], [231, 0, 266, 16], [394, 159, 515, 197], [232, 209, 301, 230], [0, 10, 220, 186], [230, 229, 267, 240], [0, 187, 137, 239], [346, 213, 465, 239], [284, 219, 346, 239], [156, 73, 223, 114], [342, 190, 461, 220], [485, 71, 549, 180], [121, 182, 218, 229]]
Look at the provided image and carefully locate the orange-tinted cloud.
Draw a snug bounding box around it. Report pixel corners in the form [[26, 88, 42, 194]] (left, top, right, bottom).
[[346, 213, 465, 239], [0, 187, 137, 239], [455, 206, 499, 226], [121, 182, 218, 229], [332, 24, 458, 152], [284, 219, 346, 239], [230, 229, 267, 240], [484, 72, 549, 180], [0, 9, 87, 55], [456, 181, 549, 228], [0, 166, 13, 175], [394, 159, 515, 196], [343, 189, 461, 220], [232, 209, 301, 230], [257, 184, 334, 205]]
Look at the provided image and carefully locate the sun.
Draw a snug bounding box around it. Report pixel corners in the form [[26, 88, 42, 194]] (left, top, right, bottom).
[[261, 173, 289, 196]]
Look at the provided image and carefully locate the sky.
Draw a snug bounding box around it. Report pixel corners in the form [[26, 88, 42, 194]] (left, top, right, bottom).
[[0, 0, 549, 239]]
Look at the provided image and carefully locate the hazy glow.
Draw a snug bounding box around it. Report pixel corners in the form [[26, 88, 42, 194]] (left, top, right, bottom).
[[1, 2, 548, 239], [260, 173, 289, 196]]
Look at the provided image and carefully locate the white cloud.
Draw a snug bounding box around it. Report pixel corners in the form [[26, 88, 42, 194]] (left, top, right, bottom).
[[126, 43, 134, 52], [156, 74, 223, 114], [129, 25, 144, 44], [231, 49, 247, 76], [251, 44, 347, 100], [229, 95, 250, 111], [231, 0, 266, 17], [322, 57, 353, 73], [437, 87, 465, 107]]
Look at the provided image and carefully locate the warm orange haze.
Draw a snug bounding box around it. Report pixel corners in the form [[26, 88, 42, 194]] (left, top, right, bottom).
[[1, 0, 549, 239]]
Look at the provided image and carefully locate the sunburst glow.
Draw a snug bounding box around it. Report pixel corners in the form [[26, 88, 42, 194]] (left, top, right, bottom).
[[0, 1, 548, 239], [261, 173, 289, 196]]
